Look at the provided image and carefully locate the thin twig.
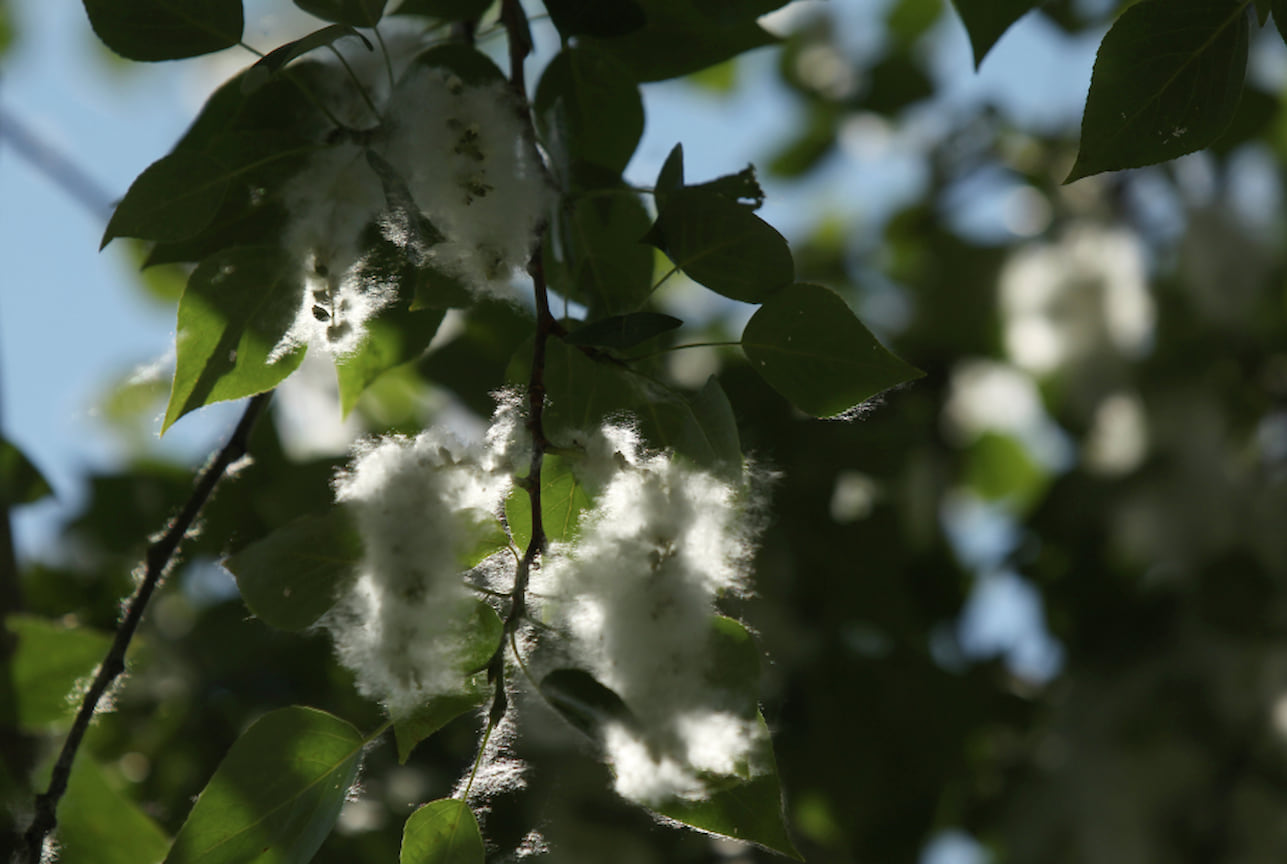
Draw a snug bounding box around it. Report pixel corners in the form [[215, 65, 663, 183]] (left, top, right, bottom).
[[486, 0, 551, 722], [20, 392, 273, 864]]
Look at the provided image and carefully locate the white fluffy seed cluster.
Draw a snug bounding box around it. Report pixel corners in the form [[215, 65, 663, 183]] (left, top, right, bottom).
[[323, 402, 522, 717], [534, 425, 767, 804], [273, 59, 549, 360]]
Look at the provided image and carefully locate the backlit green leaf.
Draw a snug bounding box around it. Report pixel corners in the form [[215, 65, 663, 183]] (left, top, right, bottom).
[[400, 799, 484, 864], [224, 507, 362, 632], [45, 756, 171, 864], [5, 615, 111, 729], [164, 246, 306, 431], [948, 0, 1039, 67], [164, 706, 363, 864], [649, 188, 793, 303], [336, 295, 446, 416], [81, 0, 243, 61], [1067, 0, 1249, 182], [505, 453, 592, 550], [741, 283, 922, 417]]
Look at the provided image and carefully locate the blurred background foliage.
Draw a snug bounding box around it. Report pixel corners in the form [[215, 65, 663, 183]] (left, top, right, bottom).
[[6, 0, 1287, 862]]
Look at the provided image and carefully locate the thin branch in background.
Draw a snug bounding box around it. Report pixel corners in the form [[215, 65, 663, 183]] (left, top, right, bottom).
[[0, 106, 115, 219], [19, 392, 273, 864]]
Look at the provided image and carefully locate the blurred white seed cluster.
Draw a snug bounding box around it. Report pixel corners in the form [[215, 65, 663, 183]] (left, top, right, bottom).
[[533, 424, 770, 804], [273, 55, 549, 360]]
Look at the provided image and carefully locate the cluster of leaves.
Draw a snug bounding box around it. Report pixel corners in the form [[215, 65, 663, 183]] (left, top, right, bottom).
[[8, 0, 1287, 862]]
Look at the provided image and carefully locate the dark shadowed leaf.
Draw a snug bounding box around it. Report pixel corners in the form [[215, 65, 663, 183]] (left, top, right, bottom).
[[405, 42, 506, 84], [102, 152, 230, 249], [400, 799, 484, 864], [648, 188, 793, 303], [81, 0, 243, 61], [641, 375, 742, 480], [294, 0, 387, 27], [241, 24, 372, 93], [654, 142, 684, 209], [564, 312, 682, 349], [6, 615, 111, 729], [164, 246, 306, 431], [1067, 0, 1249, 182], [164, 707, 363, 864], [553, 191, 655, 315], [539, 669, 638, 740], [0, 438, 53, 505], [741, 283, 922, 417], [948, 0, 1039, 67], [1273, 0, 1287, 41], [545, 0, 647, 39], [536, 45, 644, 179], [393, 0, 492, 19], [583, 0, 780, 82], [224, 507, 362, 632], [506, 454, 592, 549]]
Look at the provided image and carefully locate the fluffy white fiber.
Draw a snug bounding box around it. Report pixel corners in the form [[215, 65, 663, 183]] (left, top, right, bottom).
[[324, 424, 513, 717], [272, 56, 550, 361], [533, 424, 768, 804]]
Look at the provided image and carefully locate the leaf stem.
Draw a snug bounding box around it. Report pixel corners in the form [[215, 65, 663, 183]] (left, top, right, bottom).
[[19, 392, 273, 864], [625, 339, 741, 362]]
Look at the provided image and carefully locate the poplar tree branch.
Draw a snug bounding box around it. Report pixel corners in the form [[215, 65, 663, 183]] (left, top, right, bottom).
[[487, 0, 549, 722], [20, 392, 273, 864]]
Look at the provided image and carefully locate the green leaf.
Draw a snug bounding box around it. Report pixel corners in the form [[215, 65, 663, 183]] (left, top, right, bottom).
[[1272, 0, 1287, 39], [392, 600, 502, 760], [536, 45, 644, 179], [583, 0, 780, 83], [294, 0, 387, 27], [0, 437, 53, 506], [692, 164, 764, 209], [165, 706, 363, 864], [224, 508, 363, 632], [552, 191, 655, 315], [337, 301, 446, 416], [948, 0, 1039, 67], [45, 757, 171, 864], [641, 375, 743, 480], [650, 729, 801, 860], [648, 188, 793, 303], [649, 617, 801, 859], [963, 431, 1049, 512], [81, 0, 243, 61], [102, 152, 230, 249], [5, 615, 111, 729], [741, 283, 922, 417], [1066, 0, 1249, 182], [393, 0, 492, 19], [564, 312, 682, 349], [242, 24, 372, 93], [545, 0, 647, 39], [654, 142, 684, 209], [164, 246, 306, 431], [364, 149, 447, 253], [400, 799, 484, 864], [505, 454, 592, 550], [539, 668, 638, 740], [404, 43, 506, 85]]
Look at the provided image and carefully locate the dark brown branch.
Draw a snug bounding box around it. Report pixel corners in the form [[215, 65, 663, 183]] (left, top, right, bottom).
[[20, 392, 273, 864], [487, 0, 551, 721]]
